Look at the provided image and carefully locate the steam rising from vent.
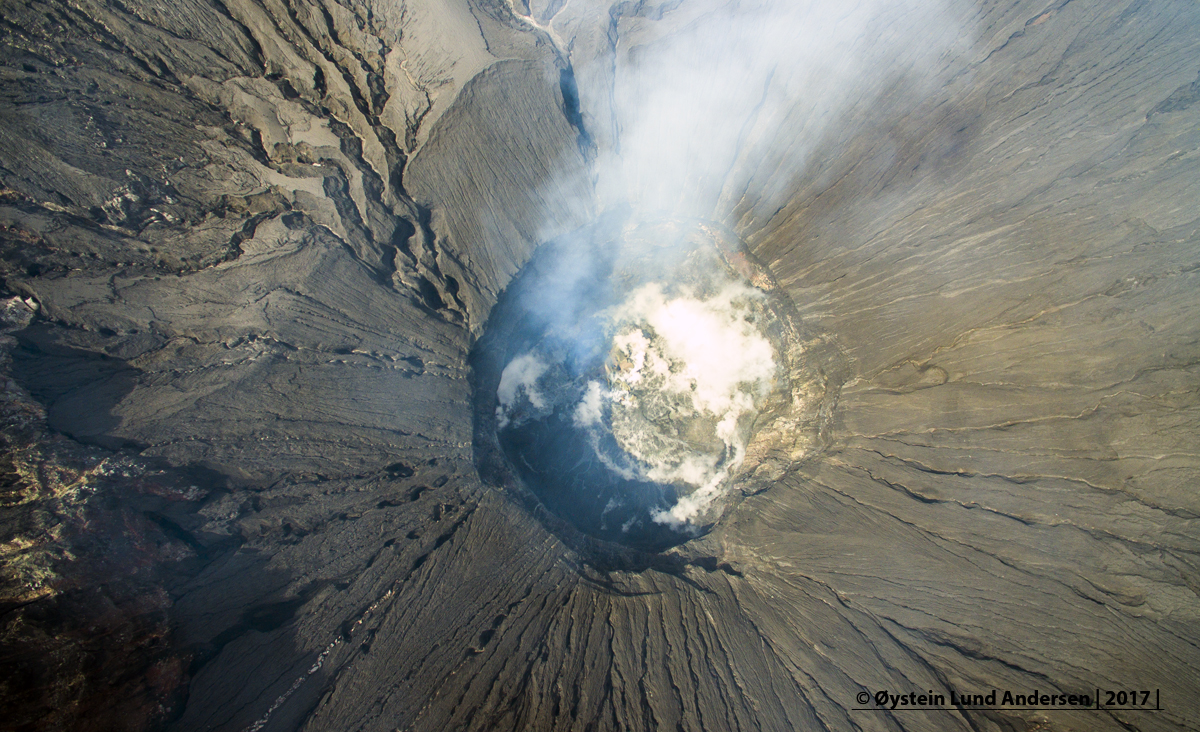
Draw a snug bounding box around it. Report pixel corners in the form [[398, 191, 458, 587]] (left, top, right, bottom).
[[474, 0, 962, 550], [605, 283, 777, 525], [580, 0, 966, 221], [497, 353, 549, 428]]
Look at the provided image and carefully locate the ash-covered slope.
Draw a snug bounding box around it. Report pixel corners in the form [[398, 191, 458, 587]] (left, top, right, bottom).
[[0, 1, 1198, 731]]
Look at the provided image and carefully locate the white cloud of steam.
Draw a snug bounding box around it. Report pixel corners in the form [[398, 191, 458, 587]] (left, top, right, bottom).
[[614, 282, 775, 415], [605, 282, 778, 526], [573, 380, 606, 427], [509, 0, 969, 335], [579, 0, 966, 221], [498, 0, 970, 532], [496, 352, 549, 428]]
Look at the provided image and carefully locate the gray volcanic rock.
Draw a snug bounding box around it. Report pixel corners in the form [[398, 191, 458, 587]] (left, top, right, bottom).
[[0, 1, 1198, 731]]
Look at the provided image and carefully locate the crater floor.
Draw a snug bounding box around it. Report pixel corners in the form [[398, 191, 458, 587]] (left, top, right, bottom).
[[474, 216, 842, 552]]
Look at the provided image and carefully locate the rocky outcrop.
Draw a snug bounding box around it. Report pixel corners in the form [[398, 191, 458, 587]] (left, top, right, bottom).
[[0, 0, 1198, 730]]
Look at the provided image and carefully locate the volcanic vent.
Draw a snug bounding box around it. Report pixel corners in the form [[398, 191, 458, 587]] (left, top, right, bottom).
[[473, 216, 844, 552]]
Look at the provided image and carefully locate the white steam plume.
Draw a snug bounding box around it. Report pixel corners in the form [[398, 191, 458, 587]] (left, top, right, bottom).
[[577, 0, 968, 221], [497, 0, 970, 529], [496, 351, 549, 428]]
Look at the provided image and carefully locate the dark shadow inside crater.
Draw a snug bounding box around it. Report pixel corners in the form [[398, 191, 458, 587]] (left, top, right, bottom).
[[472, 212, 698, 554], [497, 407, 691, 552]]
